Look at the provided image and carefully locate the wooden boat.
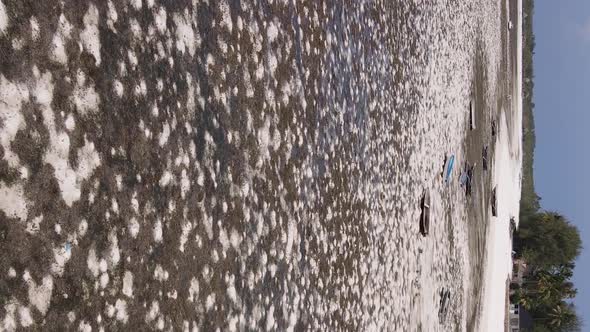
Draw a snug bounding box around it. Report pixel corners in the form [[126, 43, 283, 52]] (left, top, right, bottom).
[[439, 288, 452, 323], [491, 187, 497, 217], [420, 189, 431, 236], [491, 120, 497, 136]]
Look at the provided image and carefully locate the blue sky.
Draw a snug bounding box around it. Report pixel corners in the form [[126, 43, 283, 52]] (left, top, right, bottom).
[[534, 0, 590, 323]]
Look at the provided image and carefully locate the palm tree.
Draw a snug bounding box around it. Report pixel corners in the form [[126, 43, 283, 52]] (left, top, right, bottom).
[[547, 303, 575, 329], [516, 288, 533, 310]]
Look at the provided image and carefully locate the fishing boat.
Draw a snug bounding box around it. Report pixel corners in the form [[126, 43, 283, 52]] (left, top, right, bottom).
[[491, 187, 498, 217], [420, 189, 431, 236], [482, 146, 489, 171], [469, 99, 476, 130], [444, 155, 455, 184]]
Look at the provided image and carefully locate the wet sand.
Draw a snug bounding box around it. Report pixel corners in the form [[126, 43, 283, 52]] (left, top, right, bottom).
[[466, 0, 521, 330], [472, 1, 520, 328]]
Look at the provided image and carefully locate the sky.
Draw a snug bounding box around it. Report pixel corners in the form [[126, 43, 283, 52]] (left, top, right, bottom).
[[533, 0, 590, 324]]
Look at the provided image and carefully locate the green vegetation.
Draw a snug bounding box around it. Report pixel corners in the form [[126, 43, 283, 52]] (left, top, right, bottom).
[[516, 212, 582, 268], [513, 211, 583, 331], [516, 1, 583, 331], [521, 0, 540, 217]]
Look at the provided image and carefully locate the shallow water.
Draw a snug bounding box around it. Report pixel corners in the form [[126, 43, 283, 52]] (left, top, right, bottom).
[[0, 0, 514, 330]]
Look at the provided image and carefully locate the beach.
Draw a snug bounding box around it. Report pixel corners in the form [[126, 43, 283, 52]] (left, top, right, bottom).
[[0, 0, 521, 330]]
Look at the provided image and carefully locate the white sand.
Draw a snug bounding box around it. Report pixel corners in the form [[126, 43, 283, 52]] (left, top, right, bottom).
[[478, 0, 523, 330]]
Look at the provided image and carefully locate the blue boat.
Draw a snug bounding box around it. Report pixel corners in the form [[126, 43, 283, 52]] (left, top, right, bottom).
[[459, 171, 468, 186], [445, 155, 455, 184]]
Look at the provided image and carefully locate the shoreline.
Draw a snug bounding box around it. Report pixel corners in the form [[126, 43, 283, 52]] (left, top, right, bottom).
[[477, 0, 524, 330]]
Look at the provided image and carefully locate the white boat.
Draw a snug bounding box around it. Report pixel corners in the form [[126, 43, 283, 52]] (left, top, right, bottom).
[[469, 99, 476, 130]]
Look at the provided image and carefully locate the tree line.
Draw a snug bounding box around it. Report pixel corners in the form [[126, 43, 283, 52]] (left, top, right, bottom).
[[512, 212, 582, 331]]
